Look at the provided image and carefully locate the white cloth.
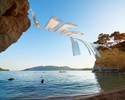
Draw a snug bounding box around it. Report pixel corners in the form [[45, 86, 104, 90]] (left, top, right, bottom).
[[73, 38, 101, 58], [70, 37, 81, 56], [45, 16, 62, 31], [90, 43, 101, 57], [75, 38, 92, 55], [56, 23, 77, 33], [30, 8, 42, 28], [64, 31, 84, 36]]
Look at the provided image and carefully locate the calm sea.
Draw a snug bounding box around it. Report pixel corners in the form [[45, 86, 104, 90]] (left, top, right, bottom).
[[0, 71, 125, 100]]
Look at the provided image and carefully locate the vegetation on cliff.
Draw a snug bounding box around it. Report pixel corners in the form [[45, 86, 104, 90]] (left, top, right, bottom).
[[94, 31, 125, 47]]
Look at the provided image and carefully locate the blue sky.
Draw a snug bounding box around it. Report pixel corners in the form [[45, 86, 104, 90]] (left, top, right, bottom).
[[1, 0, 125, 70]]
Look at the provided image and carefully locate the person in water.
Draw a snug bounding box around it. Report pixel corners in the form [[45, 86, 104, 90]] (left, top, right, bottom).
[[41, 79, 44, 84]]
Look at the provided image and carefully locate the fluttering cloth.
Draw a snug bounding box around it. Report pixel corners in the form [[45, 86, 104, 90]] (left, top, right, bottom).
[[45, 16, 62, 31], [70, 37, 81, 56], [56, 23, 77, 33], [29, 11, 101, 57], [71, 37, 101, 57], [30, 8, 42, 28], [64, 31, 84, 36]]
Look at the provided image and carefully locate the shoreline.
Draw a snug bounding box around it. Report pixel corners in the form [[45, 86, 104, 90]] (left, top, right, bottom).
[[43, 88, 125, 100], [16, 88, 125, 100], [75, 88, 125, 100]]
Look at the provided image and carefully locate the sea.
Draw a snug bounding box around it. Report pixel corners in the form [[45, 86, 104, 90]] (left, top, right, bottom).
[[0, 71, 125, 100]]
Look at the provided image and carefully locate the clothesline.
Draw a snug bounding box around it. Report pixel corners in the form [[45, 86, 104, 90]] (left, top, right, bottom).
[[70, 37, 101, 58], [30, 8, 101, 58]]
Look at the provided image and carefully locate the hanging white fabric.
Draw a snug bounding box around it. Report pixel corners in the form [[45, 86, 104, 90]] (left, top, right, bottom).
[[90, 43, 101, 57], [45, 16, 62, 31], [70, 37, 81, 56], [56, 23, 77, 33], [73, 38, 101, 58], [30, 8, 42, 28], [74, 38, 92, 55], [64, 31, 84, 36]]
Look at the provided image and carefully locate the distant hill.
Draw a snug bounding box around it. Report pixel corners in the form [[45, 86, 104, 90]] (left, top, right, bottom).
[[23, 66, 84, 71], [0, 68, 9, 71]]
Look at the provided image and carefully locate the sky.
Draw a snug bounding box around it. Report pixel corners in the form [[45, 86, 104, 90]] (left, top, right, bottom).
[[1, 0, 125, 70]]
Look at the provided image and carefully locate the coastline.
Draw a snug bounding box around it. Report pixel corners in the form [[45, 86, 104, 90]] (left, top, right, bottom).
[[78, 87, 125, 100], [45, 88, 125, 100], [2, 71, 125, 100], [14, 88, 125, 100], [47, 88, 125, 100]]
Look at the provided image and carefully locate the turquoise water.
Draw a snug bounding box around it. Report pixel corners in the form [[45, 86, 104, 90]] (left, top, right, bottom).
[[0, 71, 125, 100]]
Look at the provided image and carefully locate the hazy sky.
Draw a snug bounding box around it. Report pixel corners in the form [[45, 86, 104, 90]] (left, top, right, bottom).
[[1, 0, 125, 70]]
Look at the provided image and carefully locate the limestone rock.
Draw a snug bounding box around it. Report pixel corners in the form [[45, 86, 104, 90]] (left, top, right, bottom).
[[93, 42, 125, 72], [0, 0, 30, 52]]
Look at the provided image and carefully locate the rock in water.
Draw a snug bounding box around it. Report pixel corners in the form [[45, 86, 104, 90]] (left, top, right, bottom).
[[0, 0, 30, 52], [8, 78, 14, 81]]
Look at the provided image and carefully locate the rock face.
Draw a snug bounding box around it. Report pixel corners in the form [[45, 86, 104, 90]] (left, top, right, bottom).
[[93, 41, 125, 72], [0, 0, 30, 52]]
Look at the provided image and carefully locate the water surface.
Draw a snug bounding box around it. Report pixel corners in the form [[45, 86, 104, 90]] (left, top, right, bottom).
[[0, 71, 125, 100]]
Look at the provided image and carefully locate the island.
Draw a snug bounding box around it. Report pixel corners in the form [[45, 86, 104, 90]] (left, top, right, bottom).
[[0, 67, 9, 71], [23, 65, 89, 71]]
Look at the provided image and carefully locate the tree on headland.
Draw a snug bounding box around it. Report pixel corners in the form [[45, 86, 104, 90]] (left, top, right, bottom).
[[95, 31, 125, 47], [110, 31, 120, 44], [94, 33, 110, 46]]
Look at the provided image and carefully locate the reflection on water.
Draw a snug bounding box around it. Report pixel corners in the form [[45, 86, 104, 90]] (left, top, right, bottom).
[[95, 73, 125, 92], [0, 71, 125, 99]]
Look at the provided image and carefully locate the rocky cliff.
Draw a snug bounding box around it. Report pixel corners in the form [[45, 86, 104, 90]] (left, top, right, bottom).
[[0, 0, 30, 52], [93, 41, 125, 72]]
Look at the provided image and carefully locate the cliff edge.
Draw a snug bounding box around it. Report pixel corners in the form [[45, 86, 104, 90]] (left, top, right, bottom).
[[93, 32, 125, 72], [0, 0, 30, 52]]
